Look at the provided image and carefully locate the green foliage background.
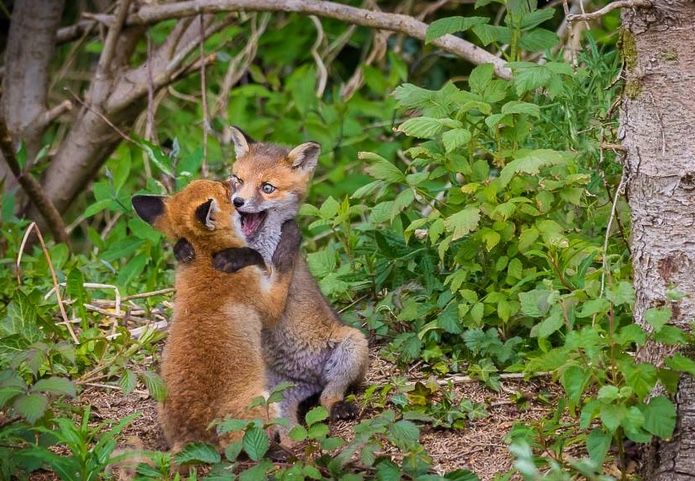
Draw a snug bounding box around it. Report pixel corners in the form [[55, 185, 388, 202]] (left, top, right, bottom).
[[0, 1, 692, 480]]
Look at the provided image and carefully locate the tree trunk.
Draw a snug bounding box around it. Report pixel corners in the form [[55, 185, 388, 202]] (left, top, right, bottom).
[[621, 1, 695, 479]]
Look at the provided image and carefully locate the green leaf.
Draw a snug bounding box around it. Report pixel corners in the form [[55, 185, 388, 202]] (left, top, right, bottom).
[[119, 370, 137, 395], [498, 150, 572, 187], [398, 117, 461, 139], [468, 63, 495, 93], [606, 281, 635, 306], [388, 420, 420, 450], [175, 442, 221, 465], [622, 363, 657, 398], [600, 404, 625, 433], [519, 289, 554, 318], [531, 305, 563, 339], [644, 307, 671, 332], [305, 406, 329, 426], [365, 160, 405, 184], [519, 29, 558, 52], [13, 394, 48, 424], [141, 371, 167, 402], [288, 425, 308, 442], [561, 365, 590, 408], [438, 302, 462, 334], [501, 101, 540, 117], [643, 396, 677, 439], [376, 459, 401, 481], [442, 128, 472, 153], [243, 426, 269, 461], [666, 354, 695, 377], [425, 16, 489, 43], [31, 377, 76, 397], [444, 207, 481, 240], [654, 325, 687, 345], [586, 429, 612, 464]]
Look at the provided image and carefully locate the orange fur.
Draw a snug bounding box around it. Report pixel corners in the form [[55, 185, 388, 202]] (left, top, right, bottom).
[[134, 180, 292, 452]]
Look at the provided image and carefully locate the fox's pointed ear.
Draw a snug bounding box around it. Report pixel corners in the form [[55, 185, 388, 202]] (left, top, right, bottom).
[[227, 126, 254, 159], [287, 142, 320, 173], [195, 198, 220, 230], [132, 195, 166, 225]]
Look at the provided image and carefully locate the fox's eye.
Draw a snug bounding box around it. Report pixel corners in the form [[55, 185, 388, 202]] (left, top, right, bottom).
[[231, 175, 243, 185], [261, 183, 276, 194]]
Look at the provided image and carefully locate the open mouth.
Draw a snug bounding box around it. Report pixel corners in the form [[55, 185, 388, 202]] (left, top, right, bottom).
[[239, 210, 267, 238]]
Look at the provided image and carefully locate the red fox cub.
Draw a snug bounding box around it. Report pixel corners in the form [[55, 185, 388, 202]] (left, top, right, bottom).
[[183, 128, 370, 425], [132, 179, 300, 453]]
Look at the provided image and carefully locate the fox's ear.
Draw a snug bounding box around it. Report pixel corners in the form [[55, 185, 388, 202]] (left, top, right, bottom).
[[228, 126, 254, 159], [195, 198, 220, 230], [287, 142, 320, 173], [132, 195, 166, 225]]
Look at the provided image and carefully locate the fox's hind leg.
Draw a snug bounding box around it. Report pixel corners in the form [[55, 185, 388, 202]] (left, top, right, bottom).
[[320, 326, 369, 420]]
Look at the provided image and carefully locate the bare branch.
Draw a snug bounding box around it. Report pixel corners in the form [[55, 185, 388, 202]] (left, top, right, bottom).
[[566, 0, 652, 22], [92, 0, 512, 79], [212, 13, 269, 118], [0, 119, 69, 244], [34, 100, 73, 132], [199, 15, 211, 178], [92, 0, 132, 103]]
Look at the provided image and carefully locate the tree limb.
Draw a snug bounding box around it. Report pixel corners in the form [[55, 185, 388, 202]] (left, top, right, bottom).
[[0, 119, 69, 245], [89, 0, 512, 79], [566, 0, 651, 22]]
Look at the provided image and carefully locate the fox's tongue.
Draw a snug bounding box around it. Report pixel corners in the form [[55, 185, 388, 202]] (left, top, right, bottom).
[[241, 212, 264, 237]]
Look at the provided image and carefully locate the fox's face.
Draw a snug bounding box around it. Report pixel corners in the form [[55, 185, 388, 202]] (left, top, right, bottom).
[[227, 127, 319, 240], [131, 179, 245, 252]]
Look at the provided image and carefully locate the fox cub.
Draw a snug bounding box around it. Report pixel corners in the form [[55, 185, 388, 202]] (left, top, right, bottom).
[[132, 179, 300, 452], [177, 129, 369, 425]]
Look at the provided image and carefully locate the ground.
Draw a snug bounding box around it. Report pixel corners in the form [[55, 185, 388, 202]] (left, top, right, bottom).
[[64, 351, 563, 481]]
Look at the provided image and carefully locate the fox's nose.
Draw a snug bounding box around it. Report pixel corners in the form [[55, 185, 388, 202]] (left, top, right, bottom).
[[233, 197, 245, 208]]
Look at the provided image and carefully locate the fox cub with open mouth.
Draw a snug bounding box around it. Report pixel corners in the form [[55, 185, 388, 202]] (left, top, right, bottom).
[[175, 130, 369, 427], [133, 179, 300, 453]]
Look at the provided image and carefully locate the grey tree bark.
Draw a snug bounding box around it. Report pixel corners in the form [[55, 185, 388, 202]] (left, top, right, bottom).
[[621, 1, 695, 479], [0, 0, 65, 188]]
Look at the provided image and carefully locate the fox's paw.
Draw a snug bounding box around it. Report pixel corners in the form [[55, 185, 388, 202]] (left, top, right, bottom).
[[330, 401, 359, 421], [212, 247, 265, 273], [174, 238, 195, 263], [272, 220, 301, 273]]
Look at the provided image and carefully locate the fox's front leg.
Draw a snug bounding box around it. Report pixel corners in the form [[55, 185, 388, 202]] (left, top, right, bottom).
[[211, 220, 300, 325], [255, 219, 301, 323]]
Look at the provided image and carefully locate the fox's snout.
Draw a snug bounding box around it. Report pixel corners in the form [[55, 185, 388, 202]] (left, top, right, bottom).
[[233, 197, 245, 208]]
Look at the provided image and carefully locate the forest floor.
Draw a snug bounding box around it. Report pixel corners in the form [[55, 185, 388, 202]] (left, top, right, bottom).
[[65, 350, 565, 481]]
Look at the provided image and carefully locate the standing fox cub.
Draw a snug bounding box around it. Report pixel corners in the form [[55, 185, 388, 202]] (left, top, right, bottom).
[[177, 130, 369, 425], [132, 179, 300, 452]]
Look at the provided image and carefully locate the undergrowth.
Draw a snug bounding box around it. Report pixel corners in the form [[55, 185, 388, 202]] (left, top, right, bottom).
[[0, 2, 692, 481]]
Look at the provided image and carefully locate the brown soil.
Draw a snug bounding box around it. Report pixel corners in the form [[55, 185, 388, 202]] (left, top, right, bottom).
[[26, 350, 562, 481]]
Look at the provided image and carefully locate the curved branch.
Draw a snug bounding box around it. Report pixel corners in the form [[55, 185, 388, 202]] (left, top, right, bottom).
[[566, 0, 651, 22], [90, 0, 511, 79], [0, 119, 69, 245]]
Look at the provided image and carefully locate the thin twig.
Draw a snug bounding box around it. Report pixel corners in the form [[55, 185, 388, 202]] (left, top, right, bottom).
[[0, 119, 69, 244], [199, 14, 210, 178], [123, 288, 175, 301], [145, 33, 156, 144], [600, 166, 628, 299], [16, 223, 78, 344], [566, 0, 651, 22], [34, 100, 73, 131], [95, 0, 132, 77], [401, 371, 551, 387], [65, 88, 136, 144], [309, 16, 328, 98]]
